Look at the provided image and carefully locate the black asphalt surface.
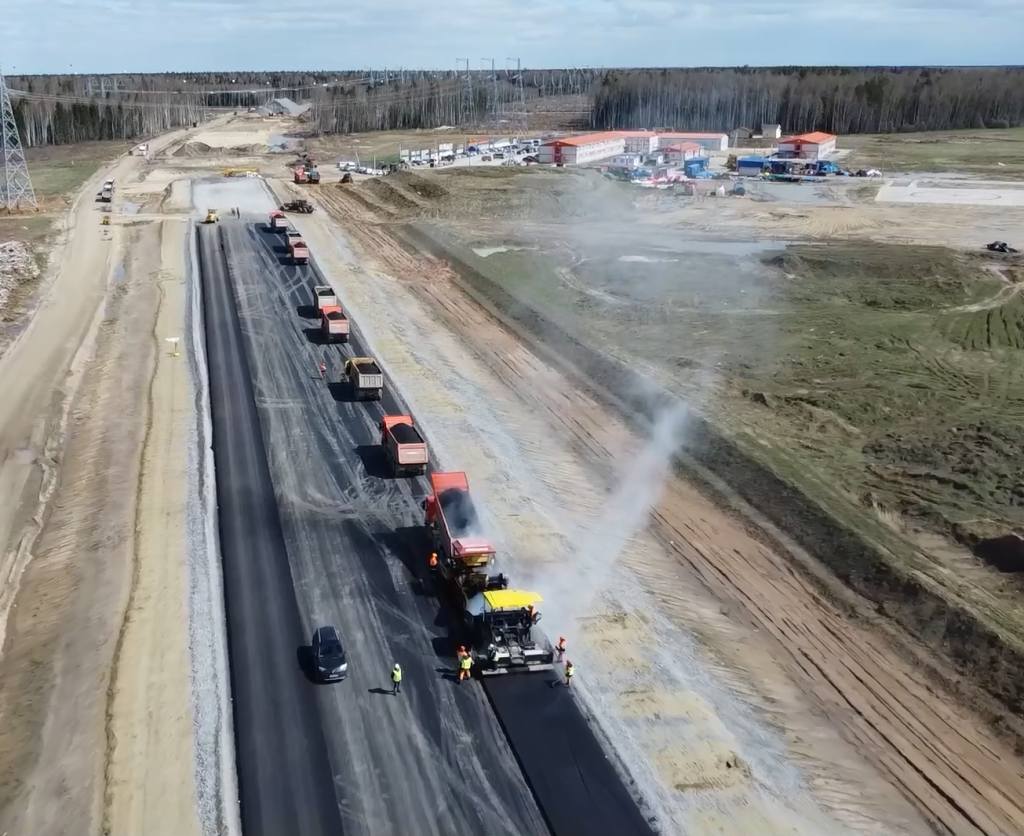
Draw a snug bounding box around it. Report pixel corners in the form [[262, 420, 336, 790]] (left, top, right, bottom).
[[199, 216, 657, 836], [198, 224, 342, 836]]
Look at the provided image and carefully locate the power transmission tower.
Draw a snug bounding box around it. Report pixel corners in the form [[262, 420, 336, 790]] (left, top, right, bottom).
[[457, 59, 473, 127], [0, 66, 36, 212], [481, 59, 500, 132], [505, 58, 528, 135]]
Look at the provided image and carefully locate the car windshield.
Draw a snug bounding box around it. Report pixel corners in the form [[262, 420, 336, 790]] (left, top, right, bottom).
[[320, 640, 343, 657]]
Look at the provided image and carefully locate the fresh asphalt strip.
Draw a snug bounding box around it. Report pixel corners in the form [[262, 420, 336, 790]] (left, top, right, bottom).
[[198, 218, 658, 836]]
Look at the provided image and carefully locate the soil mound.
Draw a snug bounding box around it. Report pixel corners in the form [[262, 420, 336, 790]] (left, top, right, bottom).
[[173, 141, 213, 157]]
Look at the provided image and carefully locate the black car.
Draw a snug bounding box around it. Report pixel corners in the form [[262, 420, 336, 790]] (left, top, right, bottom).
[[311, 625, 348, 682]]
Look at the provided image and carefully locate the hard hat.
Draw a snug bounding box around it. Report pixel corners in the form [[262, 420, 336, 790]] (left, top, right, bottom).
[[394, 663, 401, 670], [458, 646, 465, 653], [559, 636, 566, 641]]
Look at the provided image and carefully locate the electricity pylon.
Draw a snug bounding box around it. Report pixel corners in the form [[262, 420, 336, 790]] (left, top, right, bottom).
[[0, 66, 36, 212]]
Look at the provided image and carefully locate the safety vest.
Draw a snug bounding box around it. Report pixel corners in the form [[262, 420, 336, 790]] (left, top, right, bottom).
[[460, 656, 473, 671], [392, 668, 402, 683], [565, 664, 574, 678]]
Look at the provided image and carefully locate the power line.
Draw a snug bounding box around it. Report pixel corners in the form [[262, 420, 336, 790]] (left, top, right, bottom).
[[1, 65, 37, 212], [457, 59, 473, 127]]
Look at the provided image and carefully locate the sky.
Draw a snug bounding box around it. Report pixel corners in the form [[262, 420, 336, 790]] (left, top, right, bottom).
[[2, 0, 1022, 74]]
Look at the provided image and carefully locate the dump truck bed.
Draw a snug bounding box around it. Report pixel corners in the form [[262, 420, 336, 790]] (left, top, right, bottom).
[[351, 360, 381, 376], [389, 422, 423, 445]]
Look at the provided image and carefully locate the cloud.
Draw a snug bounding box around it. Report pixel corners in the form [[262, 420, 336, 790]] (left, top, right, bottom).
[[3, 0, 1022, 73]]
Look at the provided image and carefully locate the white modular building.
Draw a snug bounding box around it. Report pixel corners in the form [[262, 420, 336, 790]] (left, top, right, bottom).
[[623, 132, 659, 154], [657, 133, 729, 153], [539, 132, 626, 166]]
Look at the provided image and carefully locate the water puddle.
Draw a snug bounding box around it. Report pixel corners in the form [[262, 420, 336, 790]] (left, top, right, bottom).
[[472, 245, 536, 258], [121, 202, 140, 215], [112, 265, 126, 282]]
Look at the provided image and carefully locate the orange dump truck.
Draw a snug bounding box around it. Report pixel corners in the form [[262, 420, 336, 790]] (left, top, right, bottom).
[[294, 167, 309, 184], [320, 306, 349, 343], [425, 472, 497, 573], [380, 415, 428, 476], [289, 238, 309, 265]]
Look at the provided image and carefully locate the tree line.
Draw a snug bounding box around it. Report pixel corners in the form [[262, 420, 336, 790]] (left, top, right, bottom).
[[9, 66, 1024, 147], [589, 67, 1024, 134]]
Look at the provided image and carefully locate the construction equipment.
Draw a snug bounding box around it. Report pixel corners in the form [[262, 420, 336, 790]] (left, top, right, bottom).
[[423, 471, 553, 676], [380, 415, 428, 476], [97, 185, 113, 203], [269, 210, 289, 232], [307, 166, 321, 185], [311, 284, 337, 312], [320, 306, 350, 343], [343, 357, 383, 401], [464, 589, 554, 676], [101, 215, 111, 226], [280, 199, 314, 213], [204, 209, 219, 224], [289, 237, 309, 264], [294, 167, 309, 184]]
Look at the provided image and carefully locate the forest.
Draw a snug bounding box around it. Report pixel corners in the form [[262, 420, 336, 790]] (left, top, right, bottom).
[[7, 66, 1024, 147]]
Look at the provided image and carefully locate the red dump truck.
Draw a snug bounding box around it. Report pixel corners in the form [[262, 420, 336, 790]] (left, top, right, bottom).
[[380, 415, 428, 476], [289, 238, 309, 265], [425, 472, 496, 570], [294, 167, 309, 184], [320, 306, 349, 343], [269, 210, 289, 232]]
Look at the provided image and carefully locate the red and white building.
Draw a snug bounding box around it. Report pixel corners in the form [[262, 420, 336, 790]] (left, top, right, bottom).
[[657, 132, 729, 153], [777, 131, 837, 159], [662, 142, 702, 164], [538, 132, 626, 166]]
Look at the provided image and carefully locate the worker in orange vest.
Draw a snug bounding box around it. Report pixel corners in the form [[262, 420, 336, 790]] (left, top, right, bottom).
[[429, 552, 438, 568], [556, 636, 566, 659]]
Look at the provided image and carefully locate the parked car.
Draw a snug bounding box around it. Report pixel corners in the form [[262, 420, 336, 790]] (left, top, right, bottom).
[[311, 626, 348, 682]]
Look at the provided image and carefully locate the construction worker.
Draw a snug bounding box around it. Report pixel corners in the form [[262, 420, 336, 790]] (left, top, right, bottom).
[[556, 636, 566, 659], [458, 652, 473, 683], [429, 552, 438, 568], [318, 361, 327, 380], [564, 660, 574, 688], [391, 663, 402, 695]]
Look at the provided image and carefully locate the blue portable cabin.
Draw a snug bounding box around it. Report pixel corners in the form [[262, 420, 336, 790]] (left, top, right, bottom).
[[737, 156, 770, 175], [683, 157, 709, 177]]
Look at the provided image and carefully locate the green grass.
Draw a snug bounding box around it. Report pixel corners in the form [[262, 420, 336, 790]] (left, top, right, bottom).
[[843, 128, 1024, 176]]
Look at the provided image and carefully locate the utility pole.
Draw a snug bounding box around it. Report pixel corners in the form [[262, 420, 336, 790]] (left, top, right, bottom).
[[0, 65, 37, 212], [505, 58, 528, 136], [457, 59, 473, 128]]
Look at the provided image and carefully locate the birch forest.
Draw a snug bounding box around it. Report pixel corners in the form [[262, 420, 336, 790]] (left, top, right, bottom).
[[9, 66, 1024, 148], [590, 67, 1024, 134]]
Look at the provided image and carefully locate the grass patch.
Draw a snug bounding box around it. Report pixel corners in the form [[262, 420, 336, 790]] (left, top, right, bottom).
[[844, 128, 1024, 177]]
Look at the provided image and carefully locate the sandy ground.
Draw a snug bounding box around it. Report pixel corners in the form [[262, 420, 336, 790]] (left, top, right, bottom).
[[280, 176, 1024, 836], [0, 120, 231, 834], [877, 178, 1024, 206]]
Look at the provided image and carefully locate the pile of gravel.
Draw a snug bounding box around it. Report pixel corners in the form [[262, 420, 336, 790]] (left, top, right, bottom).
[[0, 240, 39, 311]]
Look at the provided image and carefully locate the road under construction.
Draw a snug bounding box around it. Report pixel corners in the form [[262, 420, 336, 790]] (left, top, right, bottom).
[[196, 218, 655, 835]]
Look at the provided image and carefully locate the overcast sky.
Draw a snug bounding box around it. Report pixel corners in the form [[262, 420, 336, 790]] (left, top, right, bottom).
[[2, 0, 1021, 73]]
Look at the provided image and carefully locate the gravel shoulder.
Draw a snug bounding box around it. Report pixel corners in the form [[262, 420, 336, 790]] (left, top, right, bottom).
[[0, 124, 212, 834]]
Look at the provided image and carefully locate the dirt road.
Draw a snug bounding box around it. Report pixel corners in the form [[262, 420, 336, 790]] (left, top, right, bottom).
[[0, 124, 211, 834], [291, 179, 1024, 836]]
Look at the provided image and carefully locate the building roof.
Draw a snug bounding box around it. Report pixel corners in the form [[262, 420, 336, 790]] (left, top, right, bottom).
[[659, 132, 728, 139], [664, 142, 702, 152], [784, 131, 836, 144], [542, 131, 625, 147]]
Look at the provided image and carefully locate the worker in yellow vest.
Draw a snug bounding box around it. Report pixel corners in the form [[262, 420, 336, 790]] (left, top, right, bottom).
[[458, 653, 473, 683], [391, 663, 402, 695], [564, 660, 575, 688]]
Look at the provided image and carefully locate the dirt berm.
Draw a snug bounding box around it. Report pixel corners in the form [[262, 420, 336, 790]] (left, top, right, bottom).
[[398, 223, 1024, 724]]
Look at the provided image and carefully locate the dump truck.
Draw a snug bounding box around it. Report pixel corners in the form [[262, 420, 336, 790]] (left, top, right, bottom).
[[306, 167, 321, 185], [343, 357, 383, 401], [423, 471, 554, 676], [98, 186, 113, 203], [294, 167, 309, 184], [289, 238, 309, 265], [311, 284, 337, 311], [204, 209, 219, 224], [269, 210, 289, 231], [320, 306, 350, 343], [380, 415, 428, 476], [281, 199, 314, 213]]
